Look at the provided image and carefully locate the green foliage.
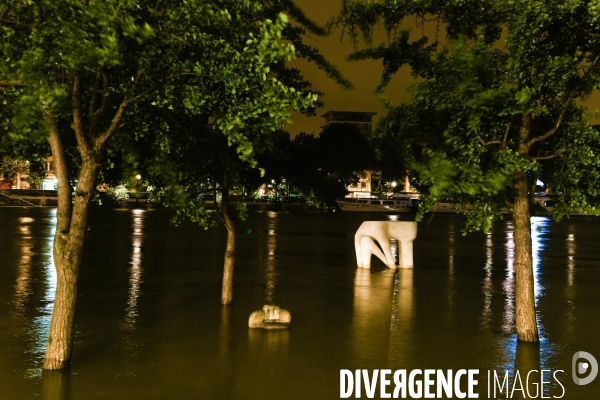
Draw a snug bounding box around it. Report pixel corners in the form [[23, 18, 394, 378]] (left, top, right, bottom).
[[0, 156, 45, 187], [104, 184, 129, 206], [335, 0, 600, 231], [1, 0, 326, 232], [0, 157, 29, 177], [1, 1, 318, 170], [134, 1, 351, 224]]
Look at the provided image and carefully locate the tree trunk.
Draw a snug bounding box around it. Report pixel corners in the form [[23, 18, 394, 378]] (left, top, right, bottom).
[[513, 114, 539, 342], [43, 124, 101, 368], [220, 171, 236, 305], [42, 256, 80, 370], [513, 170, 538, 342], [221, 219, 236, 304]]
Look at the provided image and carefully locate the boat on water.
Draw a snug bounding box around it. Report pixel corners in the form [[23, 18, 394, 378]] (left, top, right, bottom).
[[336, 195, 473, 214], [336, 197, 414, 212], [338, 193, 556, 214]]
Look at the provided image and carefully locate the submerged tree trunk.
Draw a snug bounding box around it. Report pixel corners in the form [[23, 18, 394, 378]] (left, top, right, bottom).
[[513, 115, 539, 342], [220, 170, 236, 305], [43, 130, 101, 368], [39, 70, 133, 369], [513, 170, 538, 342], [221, 218, 236, 304], [42, 76, 116, 369]]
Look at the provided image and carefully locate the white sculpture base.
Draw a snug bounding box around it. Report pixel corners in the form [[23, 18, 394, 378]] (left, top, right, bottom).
[[249, 305, 291, 329], [355, 221, 417, 269]]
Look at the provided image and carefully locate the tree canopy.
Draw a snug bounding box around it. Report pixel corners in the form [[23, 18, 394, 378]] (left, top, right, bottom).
[[332, 0, 600, 342], [333, 0, 600, 225], [0, 0, 319, 369]]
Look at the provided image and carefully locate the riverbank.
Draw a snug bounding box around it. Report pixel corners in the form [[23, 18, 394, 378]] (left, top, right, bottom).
[[0, 189, 328, 211]]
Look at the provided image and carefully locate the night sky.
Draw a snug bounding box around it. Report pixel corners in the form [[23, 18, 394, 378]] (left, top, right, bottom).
[[288, 0, 600, 136]]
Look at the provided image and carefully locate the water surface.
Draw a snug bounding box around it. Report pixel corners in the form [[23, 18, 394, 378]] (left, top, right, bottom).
[[1, 208, 599, 399]]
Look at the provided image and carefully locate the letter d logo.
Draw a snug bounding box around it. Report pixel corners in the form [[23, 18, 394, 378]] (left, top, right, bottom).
[[572, 351, 598, 385]]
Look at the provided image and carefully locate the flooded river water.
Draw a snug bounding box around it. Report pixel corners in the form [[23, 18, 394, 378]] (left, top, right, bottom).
[[1, 208, 599, 399]]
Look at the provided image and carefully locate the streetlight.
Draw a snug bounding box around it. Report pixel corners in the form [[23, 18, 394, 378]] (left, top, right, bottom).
[[135, 174, 141, 207]]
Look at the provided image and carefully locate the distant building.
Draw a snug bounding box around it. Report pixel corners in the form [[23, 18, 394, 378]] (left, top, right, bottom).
[[42, 157, 57, 190], [346, 171, 373, 198], [321, 111, 377, 135], [0, 157, 57, 190]]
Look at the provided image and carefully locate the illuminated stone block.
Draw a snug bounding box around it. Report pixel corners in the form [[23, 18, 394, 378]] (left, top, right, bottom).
[[355, 221, 417, 268], [358, 236, 388, 269], [248, 305, 291, 329]]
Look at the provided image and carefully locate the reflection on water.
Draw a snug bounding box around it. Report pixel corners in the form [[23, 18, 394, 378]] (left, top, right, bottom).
[[13, 222, 33, 317], [503, 223, 516, 334], [481, 231, 494, 328], [248, 328, 290, 355], [447, 221, 455, 313], [498, 219, 556, 388], [567, 231, 576, 286], [388, 268, 414, 368], [1, 209, 600, 399], [531, 217, 548, 304], [123, 209, 144, 330], [565, 227, 576, 335], [514, 341, 541, 398], [41, 370, 70, 400], [219, 305, 232, 357], [353, 268, 395, 364], [26, 210, 56, 378], [262, 211, 278, 304], [117, 209, 145, 377]]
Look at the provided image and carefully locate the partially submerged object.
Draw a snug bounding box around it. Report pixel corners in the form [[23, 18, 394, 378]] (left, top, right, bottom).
[[249, 305, 291, 329], [355, 221, 417, 269]]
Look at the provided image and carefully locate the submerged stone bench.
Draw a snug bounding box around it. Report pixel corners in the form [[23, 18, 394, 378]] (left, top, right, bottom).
[[248, 305, 291, 329]]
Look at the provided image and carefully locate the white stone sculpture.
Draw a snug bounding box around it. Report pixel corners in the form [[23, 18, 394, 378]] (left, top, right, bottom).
[[355, 221, 417, 269], [249, 305, 291, 329]]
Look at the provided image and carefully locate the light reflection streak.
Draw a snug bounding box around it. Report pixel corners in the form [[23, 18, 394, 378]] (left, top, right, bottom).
[[566, 231, 575, 286], [263, 212, 277, 304], [26, 209, 57, 378], [503, 223, 515, 334], [499, 218, 552, 376], [447, 221, 455, 313], [481, 231, 494, 328], [565, 227, 576, 333], [14, 222, 33, 316], [41, 369, 70, 400], [124, 209, 144, 332], [249, 210, 289, 359], [116, 209, 145, 377], [501, 218, 547, 333], [352, 268, 395, 364], [248, 325, 290, 355], [388, 269, 414, 368], [390, 239, 398, 266], [530, 216, 548, 305]]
